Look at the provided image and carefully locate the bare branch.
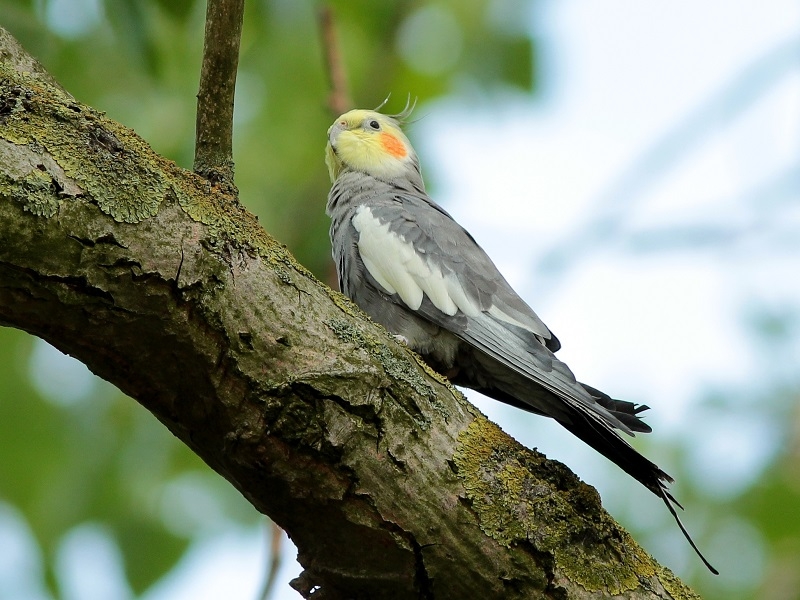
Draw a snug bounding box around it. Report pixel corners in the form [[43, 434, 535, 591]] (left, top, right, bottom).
[[318, 5, 352, 117], [256, 520, 284, 600], [194, 0, 245, 195]]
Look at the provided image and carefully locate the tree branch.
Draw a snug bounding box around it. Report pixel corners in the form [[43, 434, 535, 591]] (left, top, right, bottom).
[[193, 0, 245, 194], [318, 5, 352, 117], [256, 521, 284, 600], [0, 28, 699, 600]]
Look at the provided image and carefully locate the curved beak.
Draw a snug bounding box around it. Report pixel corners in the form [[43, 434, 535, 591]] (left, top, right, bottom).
[[327, 120, 347, 147]]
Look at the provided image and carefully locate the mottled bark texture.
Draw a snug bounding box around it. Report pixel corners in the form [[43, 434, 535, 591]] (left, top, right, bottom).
[[0, 27, 700, 600]]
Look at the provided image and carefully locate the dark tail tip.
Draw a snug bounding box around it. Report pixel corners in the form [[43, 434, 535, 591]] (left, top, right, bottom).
[[659, 485, 719, 575]]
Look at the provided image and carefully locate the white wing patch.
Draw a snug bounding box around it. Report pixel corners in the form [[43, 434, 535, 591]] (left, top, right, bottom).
[[352, 206, 480, 317], [487, 305, 546, 337]]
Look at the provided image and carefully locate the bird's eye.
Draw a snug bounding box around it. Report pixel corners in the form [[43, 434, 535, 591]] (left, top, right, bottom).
[[368, 120, 380, 130]]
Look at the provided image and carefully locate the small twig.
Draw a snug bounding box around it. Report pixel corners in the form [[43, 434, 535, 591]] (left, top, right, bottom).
[[194, 0, 245, 195], [318, 5, 352, 117], [255, 519, 284, 600]]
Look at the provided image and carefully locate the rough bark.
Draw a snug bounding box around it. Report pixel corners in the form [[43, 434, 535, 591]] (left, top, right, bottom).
[[0, 27, 700, 600]]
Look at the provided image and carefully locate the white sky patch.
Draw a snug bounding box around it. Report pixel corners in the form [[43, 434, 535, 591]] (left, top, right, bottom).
[[55, 524, 132, 600], [42, 0, 104, 39], [547, 1, 800, 136], [0, 503, 52, 600], [142, 526, 301, 600], [28, 339, 98, 406], [688, 412, 781, 499], [157, 472, 233, 538], [543, 256, 751, 422], [418, 112, 630, 236]]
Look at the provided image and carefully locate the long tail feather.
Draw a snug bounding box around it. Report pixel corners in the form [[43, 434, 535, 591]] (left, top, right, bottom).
[[659, 487, 719, 574]]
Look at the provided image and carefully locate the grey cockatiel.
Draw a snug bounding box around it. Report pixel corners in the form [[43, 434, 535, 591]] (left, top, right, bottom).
[[325, 107, 716, 574]]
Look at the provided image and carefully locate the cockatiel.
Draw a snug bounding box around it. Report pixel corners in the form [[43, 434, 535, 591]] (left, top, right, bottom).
[[325, 105, 717, 574]]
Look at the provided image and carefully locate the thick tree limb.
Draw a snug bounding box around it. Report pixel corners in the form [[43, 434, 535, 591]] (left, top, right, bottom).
[[0, 28, 699, 600], [194, 0, 245, 194]]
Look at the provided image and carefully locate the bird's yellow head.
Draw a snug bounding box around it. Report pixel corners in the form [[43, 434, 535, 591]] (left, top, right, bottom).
[[326, 109, 418, 183]]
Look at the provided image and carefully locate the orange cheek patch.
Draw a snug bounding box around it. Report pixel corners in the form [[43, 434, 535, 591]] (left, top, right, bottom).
[[380, 133, 408, 158]]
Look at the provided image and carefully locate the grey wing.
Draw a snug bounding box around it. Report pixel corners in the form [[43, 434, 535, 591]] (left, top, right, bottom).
[[331, 201, 455, 361], [352, 193, 631, 434], [373, 197, 561, 352]]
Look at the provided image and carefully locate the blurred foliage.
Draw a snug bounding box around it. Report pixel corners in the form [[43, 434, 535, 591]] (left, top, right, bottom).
[[0, 0, 536, 280], [0, 0, 537, 597]]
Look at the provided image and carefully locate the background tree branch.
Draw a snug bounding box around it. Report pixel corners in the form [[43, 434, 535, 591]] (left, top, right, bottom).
[[0, 27, 699, 599], [318, 5, 352, 118]]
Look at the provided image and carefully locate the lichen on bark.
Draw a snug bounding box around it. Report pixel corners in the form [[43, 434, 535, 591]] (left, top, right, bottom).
[[0, 66, 165, 222], [452, 417, 692, 596]]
